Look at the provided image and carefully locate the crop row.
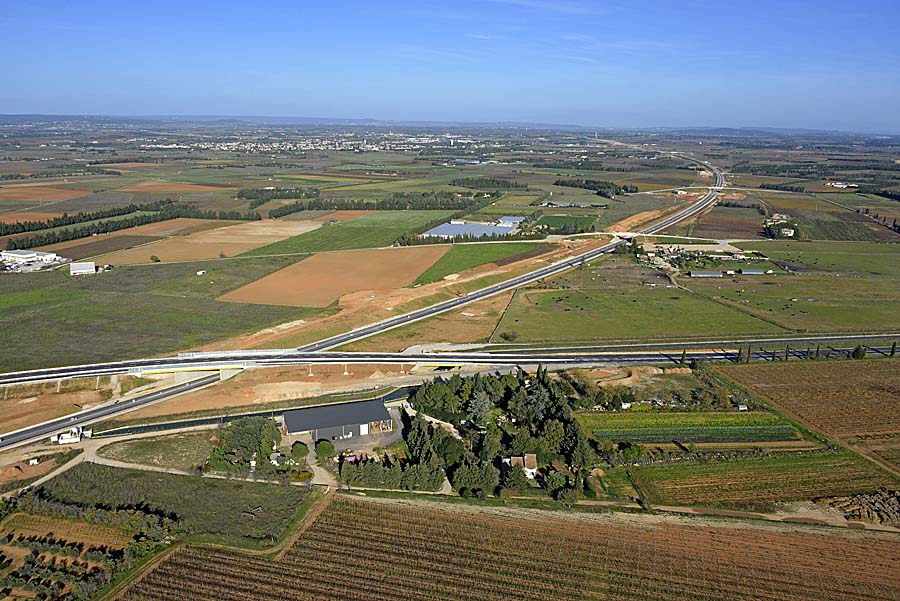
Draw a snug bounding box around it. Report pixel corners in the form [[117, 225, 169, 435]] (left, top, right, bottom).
[[122, 496, 900, 601]]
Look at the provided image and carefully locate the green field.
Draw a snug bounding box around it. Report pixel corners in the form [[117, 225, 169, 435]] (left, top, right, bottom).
[[96, 431, 217, 470], [494, 287, 783, 343], [36, 462, 309, 548], [630, 449, 898, 509], [413, 242, 545, 284], [576, 411, 801, 444], [0, 256, 319, 370], [536, 215, 596, 229], [737, 240, 900, 277], [243, 210, 455, 256], [689, 272, 900, 332]]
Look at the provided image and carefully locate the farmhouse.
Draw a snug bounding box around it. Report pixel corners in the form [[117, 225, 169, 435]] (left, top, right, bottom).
[[504, 454, 538, 479], [283, 399, 393, 441], [69, 261, 96, 276], [0, 249, 61, 264]]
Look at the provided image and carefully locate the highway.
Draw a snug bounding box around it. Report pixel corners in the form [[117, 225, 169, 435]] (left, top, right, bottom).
[[295, 161, 725, 352], [0, 373, 220, 452]]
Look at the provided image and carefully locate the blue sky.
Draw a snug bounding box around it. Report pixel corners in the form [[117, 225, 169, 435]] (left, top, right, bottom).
[[2, 0, 899, 132]]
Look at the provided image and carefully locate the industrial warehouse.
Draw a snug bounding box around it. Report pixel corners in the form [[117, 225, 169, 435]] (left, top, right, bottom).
[[282, 399, 394, 442]]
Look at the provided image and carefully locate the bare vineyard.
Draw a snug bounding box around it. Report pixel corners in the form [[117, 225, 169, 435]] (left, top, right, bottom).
[[121, 496, 900, 601], [719, 360, 900, 439]]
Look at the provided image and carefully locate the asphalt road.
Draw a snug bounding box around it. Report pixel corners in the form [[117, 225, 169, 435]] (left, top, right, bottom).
[[0, 374, 220, 452], [295, 163, 725, 352]]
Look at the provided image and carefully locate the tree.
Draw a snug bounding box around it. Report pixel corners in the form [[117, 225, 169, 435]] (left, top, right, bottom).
[[891, 341, 897, 357], [479, 427, 502, 461], [502, 465, 531, 490], [405, 416, 432, 462], [544, 470, 567, 493], [467, 391, 490, 424], [315, 440, 335, 460], [851, 345, 866, 360], [149, 255, 160, 263], [291, 442, 309, 463], [451, 461, 500, 498], [540, 419, 566, 455], [680, 349, 687, 365]]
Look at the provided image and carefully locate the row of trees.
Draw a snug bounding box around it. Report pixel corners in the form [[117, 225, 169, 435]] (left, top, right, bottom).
[[0, 199, 177, 236], [0, 166, 120, 181], [237, 186, 319, 209], [269, 190, 482, 218], [759, 183, 805, 192], [338, 414, 455, 491], [7, 204, 260, 250], [450, 177, 528, 190], [553, 178, 637, 198]]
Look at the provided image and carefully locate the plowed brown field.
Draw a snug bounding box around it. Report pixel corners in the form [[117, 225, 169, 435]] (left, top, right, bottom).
[[121, 496, 900, 601], [218, 245, 449, 307], [0, 185, 90, 202]]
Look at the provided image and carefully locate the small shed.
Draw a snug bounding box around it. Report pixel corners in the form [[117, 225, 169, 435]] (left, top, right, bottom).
[[688, 270, 723, 278], [69, 261, 96, 276]]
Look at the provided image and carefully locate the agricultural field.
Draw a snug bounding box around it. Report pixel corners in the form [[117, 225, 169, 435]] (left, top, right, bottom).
[[36, 462, 309, 548], [243, 210, 455, 256], [413, 242, 548, 284], [0, 256, 317, 371], [688, 272, 900, 332], [98, 219, 321, 264], [672, 204, 766, 239], [494, 285, 782, 343], [577, 411, 802, 445], [737, 240, 900, 277], [96, 431, 218, 471], [0, 511, 134, 598], [630, 449, 898, 509], [718, 359, 900, 471], [536, 214, 597, 229], [122, 495, 900, 601], [219, 245, 449, 308]]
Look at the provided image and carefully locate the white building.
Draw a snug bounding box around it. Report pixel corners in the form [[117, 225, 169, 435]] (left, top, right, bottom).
[[69, 261, 96, 276], [0, 249, 61, 264]]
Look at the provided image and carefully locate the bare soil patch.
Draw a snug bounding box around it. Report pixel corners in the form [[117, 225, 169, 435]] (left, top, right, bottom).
[[343, 291, 514, 352], [219, 245, 449, 307], [112, 364, 410, 422], [100, 220, 321, 264], [194, 238, 589, 352], [44, 235, 164, 260], [119, 181, 235, 192]]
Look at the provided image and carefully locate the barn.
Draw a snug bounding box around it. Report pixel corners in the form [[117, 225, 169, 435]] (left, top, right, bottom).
[[283, 399, 393, 442]]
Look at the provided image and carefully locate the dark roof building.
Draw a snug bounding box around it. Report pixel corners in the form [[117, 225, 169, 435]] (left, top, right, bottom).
[[283, 399, 392, 441]]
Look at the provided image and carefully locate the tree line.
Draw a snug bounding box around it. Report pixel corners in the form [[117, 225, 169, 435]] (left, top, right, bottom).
[[450, 177, 528, 190], [760, 183, 805, 192], [237, 187, 320, 209], [7, 204, 260, 250], [268, 191, 483, 219], [553, 178, 637, 198], [0, 199, 176, 236], [0, 166, 120, 181]]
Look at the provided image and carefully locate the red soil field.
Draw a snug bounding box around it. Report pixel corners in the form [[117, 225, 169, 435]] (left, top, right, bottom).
[[218, 245, 449, 307]]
